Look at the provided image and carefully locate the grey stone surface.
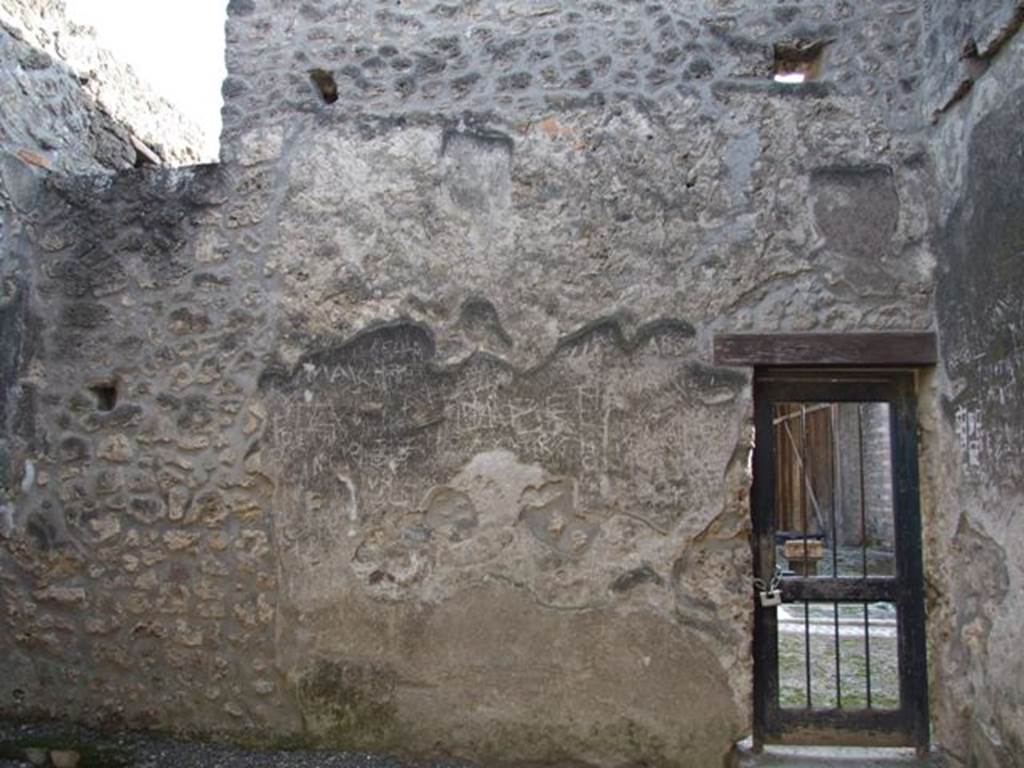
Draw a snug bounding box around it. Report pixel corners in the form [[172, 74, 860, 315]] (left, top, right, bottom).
[[927, 18, 1024, 768], [921, 1, 1024, 119], [0, 1, 1022, 767], [0, 20, 129, 175], [0, 0, 206, 167], [220, 0, 932, 154]]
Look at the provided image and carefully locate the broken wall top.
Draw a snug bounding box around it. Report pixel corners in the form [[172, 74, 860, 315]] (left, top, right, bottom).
[[0, 0, 206, 169]]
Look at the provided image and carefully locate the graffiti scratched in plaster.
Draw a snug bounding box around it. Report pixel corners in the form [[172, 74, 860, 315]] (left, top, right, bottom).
[[261, 318, 739, 521], [258, 315, 745, 604]]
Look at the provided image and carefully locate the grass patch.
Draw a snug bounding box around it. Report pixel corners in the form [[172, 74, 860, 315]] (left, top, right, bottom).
[[778, 624, 899, 710]]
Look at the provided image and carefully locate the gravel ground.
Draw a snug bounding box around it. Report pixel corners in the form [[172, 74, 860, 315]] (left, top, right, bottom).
[[0, 722, 482, 768]]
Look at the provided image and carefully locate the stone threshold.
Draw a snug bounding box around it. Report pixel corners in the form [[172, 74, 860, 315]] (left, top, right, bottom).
[[732, 738, 949, 768]]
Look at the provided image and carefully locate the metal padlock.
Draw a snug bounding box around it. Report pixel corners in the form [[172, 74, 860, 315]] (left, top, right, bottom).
[[759, 589, 782, 608]]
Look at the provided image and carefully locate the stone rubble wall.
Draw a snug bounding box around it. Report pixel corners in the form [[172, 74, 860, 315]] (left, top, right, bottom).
[[0, 164, 284, 732], [208, 6, 938, 760], [0, 0, 205, 169], [0, 22, 139, 178], [0, 0, 1020, 766], [0, 0, 207, 596], [221, 0, 931, 157], [1, 0, 940, 764]]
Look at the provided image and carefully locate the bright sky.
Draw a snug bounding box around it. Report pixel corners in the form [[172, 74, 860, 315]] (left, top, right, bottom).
[[63, 0, 228, 159]]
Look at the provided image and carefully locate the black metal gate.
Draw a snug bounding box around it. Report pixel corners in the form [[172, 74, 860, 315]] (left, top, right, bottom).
[[752, 369, 928, 751]]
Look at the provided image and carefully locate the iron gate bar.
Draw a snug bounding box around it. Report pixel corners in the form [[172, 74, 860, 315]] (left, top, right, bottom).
[[803, 600, 812, 708], [800, 407, 812, 708], [865, 601, 873, 709], [827, 409, 841, 708], [833, 602, 842, 709], [781, 579, 897, 602], [857, 404, 869, 580], [857, 405, 873, 709]]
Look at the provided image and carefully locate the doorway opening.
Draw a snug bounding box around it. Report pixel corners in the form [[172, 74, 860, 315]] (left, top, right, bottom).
[[751, 370, 928, 751]]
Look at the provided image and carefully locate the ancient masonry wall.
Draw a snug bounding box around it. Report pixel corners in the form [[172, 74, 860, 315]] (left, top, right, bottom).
[[0, 0, 209, 501], [0, 0, 1020, 766], [924, 2, 1024, 765], [1, 21, 140, 178], [0, 0, 207, 597]]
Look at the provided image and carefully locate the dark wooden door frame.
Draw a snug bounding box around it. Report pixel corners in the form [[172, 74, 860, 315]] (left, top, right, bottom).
[[714, 332, 937, 368], [750, 369, 930, 752]]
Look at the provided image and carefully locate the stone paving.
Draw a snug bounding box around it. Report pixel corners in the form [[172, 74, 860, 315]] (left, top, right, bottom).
[[2, 724, 955, 768], [0, 722, 478, 768]]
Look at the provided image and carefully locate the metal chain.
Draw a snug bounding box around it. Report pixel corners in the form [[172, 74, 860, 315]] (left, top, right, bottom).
[[753, 565, 783, 593]]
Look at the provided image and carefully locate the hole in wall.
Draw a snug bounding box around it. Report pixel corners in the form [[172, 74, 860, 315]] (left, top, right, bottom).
[[309, 68, 339, 104], [774, 70, 806, 84], [133, 149, 157, 168], [131, 135, 161, 168], [773, 40, 826, 83], [89, 382, 118, 412]]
